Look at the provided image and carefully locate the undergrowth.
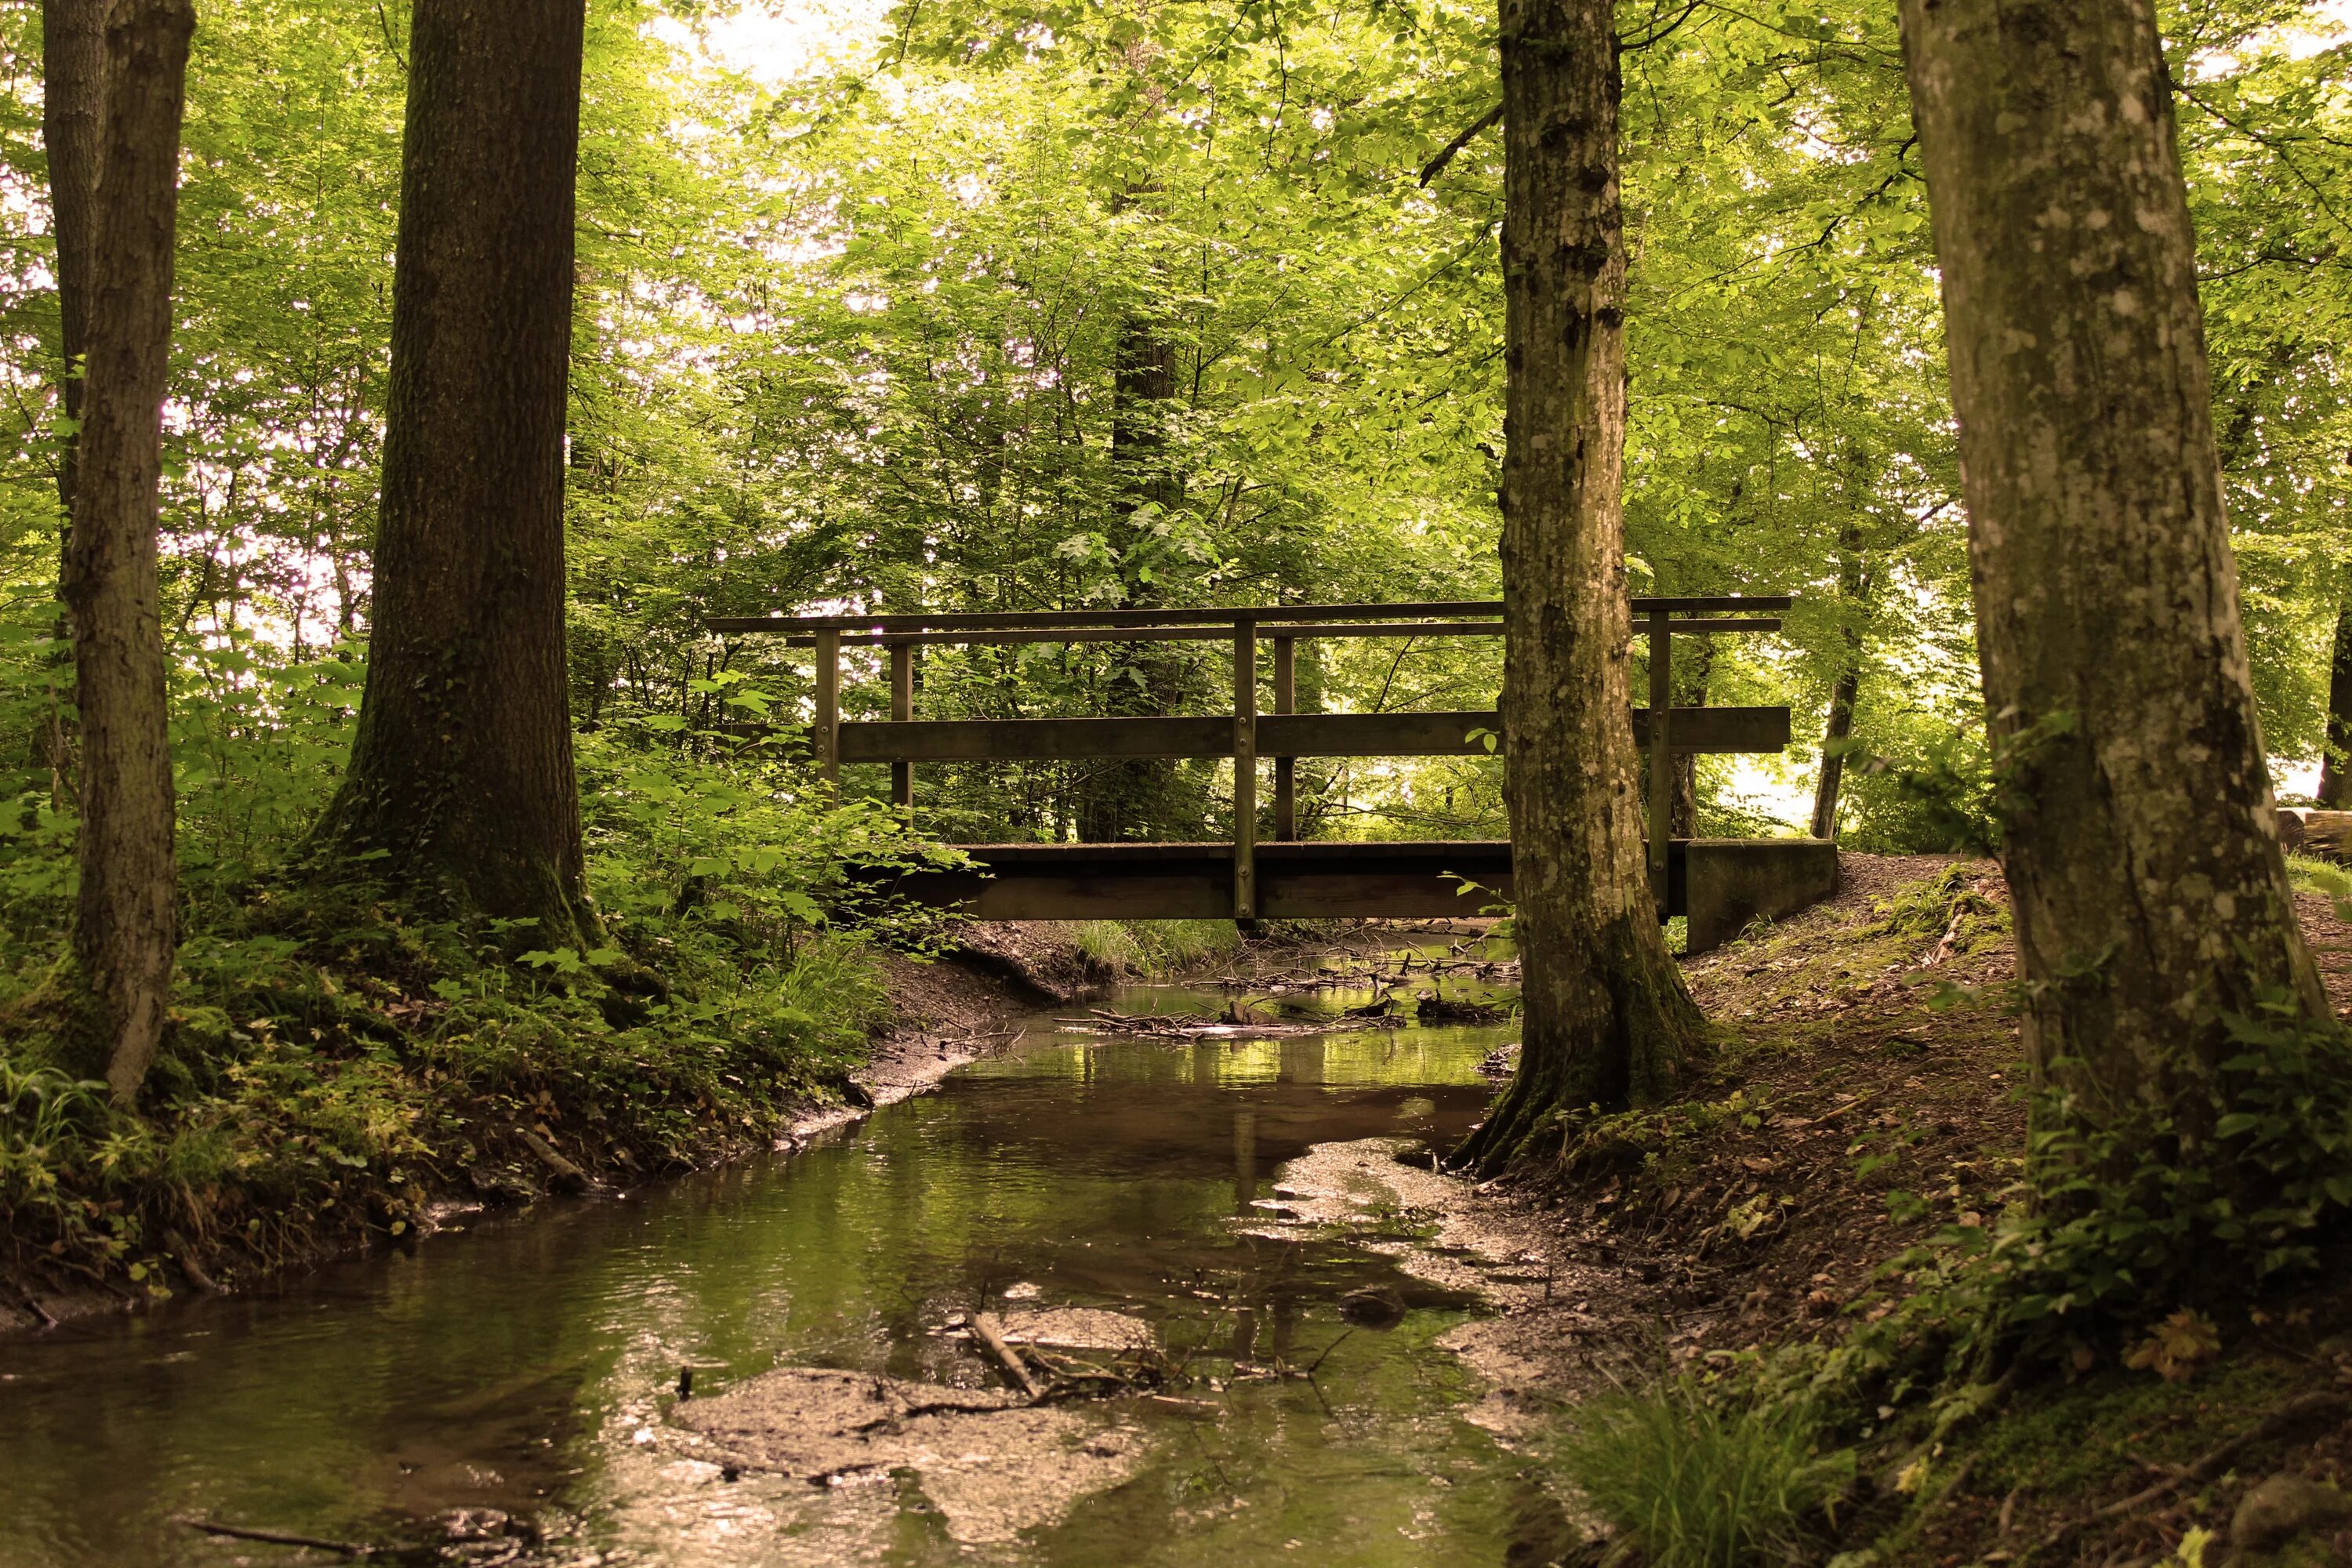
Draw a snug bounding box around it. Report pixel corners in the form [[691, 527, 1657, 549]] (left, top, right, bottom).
[[1556, 1380, 1856, 1568], [0, 637, 962, 1302], [1068, 918, 1243, 978]]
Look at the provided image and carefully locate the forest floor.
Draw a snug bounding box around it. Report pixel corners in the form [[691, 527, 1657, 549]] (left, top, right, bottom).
[[1436, 853, 2352, 1568], [0, 921, 1109, 1336]]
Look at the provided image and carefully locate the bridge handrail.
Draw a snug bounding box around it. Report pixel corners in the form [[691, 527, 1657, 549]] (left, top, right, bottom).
[[705, 597, 1792, 918]]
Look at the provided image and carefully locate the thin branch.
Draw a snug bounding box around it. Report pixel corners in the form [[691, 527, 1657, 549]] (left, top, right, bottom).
[[1419, 103, 1503, 187]]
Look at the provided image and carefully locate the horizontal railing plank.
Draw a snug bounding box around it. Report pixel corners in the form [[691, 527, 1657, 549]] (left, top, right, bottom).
[[834, 706, 1789, 763], [709, 595, 1791, 635]]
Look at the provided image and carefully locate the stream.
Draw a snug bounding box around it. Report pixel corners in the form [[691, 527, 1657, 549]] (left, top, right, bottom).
[[0, 942, 1567, 1567]]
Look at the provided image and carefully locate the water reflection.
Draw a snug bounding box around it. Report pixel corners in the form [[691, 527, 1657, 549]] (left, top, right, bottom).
[[0, 959, 1550, 1566]]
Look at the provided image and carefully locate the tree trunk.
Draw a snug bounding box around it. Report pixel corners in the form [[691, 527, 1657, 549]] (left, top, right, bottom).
[[1900, 0, 2327, 1154], [1452, 0, 1705, 1174], [310, 0, 592, 938], [2319, 594, 2352, 808], [1080, 307, 1192, 844], [42, 0, 105, 517], [59, 0, 194, 1105], [1811, 534, 1871, 840], [1670, 636, 1711, 838]]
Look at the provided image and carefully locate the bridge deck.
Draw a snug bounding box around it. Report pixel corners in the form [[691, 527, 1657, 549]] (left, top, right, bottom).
[[891, 837, 1838, 953]]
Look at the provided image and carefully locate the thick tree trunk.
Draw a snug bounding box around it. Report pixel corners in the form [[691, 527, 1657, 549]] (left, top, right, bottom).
[[59, 0, 194, 1105], [1900, 0, 2327, 1152], [42, 0, 104, 516], [2319, 595, 2352, 808], [1453, 0, 1704, 1174], [310, 0, 592, 937]]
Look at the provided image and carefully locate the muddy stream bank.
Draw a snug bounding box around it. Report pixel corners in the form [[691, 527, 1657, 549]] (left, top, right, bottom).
[[0, 940, 1577, 1567]]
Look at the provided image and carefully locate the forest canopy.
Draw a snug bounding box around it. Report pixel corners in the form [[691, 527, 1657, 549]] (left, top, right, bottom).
[[1, 0, 2343, 874]]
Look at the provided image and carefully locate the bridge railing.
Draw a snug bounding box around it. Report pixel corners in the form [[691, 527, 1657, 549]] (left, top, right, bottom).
[[708, 597, 1791, 920]]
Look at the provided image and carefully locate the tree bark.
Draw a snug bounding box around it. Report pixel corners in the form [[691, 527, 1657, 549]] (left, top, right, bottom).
[[1811, 535, 1871, 840], [2319, 594, 2352, 808], [310, 0, 593, 939], [42, 0, 105, 516], [1080, 305, 1194, 843], [1453, 0, 1704, 1174], [1670, 636, 1711, 838], [1900, 0, 2327, 1153], [59, 0, 194, 1105]]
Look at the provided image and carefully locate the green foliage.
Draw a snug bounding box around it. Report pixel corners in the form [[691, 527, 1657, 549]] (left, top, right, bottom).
[[1556, 1380, 1856, 1568], [1857, 863, 2009, 952], [1065, 919, 1242, 978]]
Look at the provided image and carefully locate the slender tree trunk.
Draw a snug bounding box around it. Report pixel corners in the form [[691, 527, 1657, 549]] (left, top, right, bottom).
[[1670, 636, 1711, 838], [310, 0, 593, 938], [1453, 0, 1704, 1174], [1081, 306, 1192, 843], [1811, 535, 1871, 840], [59, 0, 194, 1105], [1900, 0, 2327, 1155], [2319, 594, 2352, 808]]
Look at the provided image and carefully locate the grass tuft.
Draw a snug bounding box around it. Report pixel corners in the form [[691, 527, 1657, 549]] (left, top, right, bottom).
[[1558, 1381, 1853, 1568], [1066, 918, 1242, 978]]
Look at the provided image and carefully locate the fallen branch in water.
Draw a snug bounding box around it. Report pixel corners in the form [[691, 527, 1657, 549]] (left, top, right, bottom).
[[968, 1311, 1047, 1400], [176, 1517, 373, 1556]]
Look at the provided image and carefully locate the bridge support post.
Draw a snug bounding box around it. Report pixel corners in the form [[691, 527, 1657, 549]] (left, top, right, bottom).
[[814, 626, 840, 794], [1646, 608, 1671, 915], [890, 641, 913, 823], [1234, 615, 1258, 919], [1272, 635, 1297, 840]]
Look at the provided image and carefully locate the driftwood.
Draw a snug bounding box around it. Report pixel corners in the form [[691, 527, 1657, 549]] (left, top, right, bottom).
[[968, 1312, 1047, 1400], [515, 1127, 590, 1192], [176, 1517, 372, 1556]]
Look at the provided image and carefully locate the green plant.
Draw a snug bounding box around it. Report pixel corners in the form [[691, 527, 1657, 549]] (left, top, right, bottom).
[[1557, 1381, 1855, 1568], [1067, 919, 1241, 977]]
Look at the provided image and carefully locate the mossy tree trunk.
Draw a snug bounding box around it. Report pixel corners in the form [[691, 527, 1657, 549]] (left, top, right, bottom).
[[1810, 528, 1871, 840], [59, 0, 195, 1104], [1900, 0, 2328, 1153], [1452, 0, 1705, 1176], [310, 0, 593, 942]]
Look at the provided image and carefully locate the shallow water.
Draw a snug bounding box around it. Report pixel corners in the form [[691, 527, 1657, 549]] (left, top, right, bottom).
[[0, 952, 1553, 1566]]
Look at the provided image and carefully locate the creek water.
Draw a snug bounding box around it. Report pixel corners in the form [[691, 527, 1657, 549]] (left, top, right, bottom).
[[0, 947, 1559, 1567]]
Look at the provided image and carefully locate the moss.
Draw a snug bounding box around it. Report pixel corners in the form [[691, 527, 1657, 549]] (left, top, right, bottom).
[[1962, 1353, 2302, 1499]]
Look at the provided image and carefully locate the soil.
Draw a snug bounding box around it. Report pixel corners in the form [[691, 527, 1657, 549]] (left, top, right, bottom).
[[1425, 852, 2352, 1568]]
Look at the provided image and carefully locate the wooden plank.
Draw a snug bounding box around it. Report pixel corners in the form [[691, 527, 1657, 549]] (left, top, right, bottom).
[[834, 706, 1789, 764], [1233, 617, 1258, 919], [814, 627, 840, 791], [1272, 636, 1297, 841], [890, 643, 913, 822], [839, 716, 1235, 762], [709, 595, 1790, 635]]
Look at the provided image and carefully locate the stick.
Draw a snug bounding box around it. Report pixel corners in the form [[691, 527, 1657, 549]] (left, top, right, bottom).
[[2033, 1391, 2347, 1555], [176, 1517, 371, 1556], [516, 1127, 589, 1191], [969, 1312, 1047, 1400]]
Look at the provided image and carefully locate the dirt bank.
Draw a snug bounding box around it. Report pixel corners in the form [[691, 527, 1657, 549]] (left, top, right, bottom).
[[1432, 853, 2352, 1567], [1, 924, 1105, 1337]]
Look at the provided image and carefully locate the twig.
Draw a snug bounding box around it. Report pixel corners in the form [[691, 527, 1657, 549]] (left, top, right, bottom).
[[176, 1517, 372, 1556], [969, 1312, 1047, 1401], [2033, 1391, 2349, 1555]]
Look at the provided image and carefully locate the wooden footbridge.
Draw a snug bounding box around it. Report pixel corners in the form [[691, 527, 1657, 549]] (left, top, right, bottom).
[[708, 598, 1837, 953]]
